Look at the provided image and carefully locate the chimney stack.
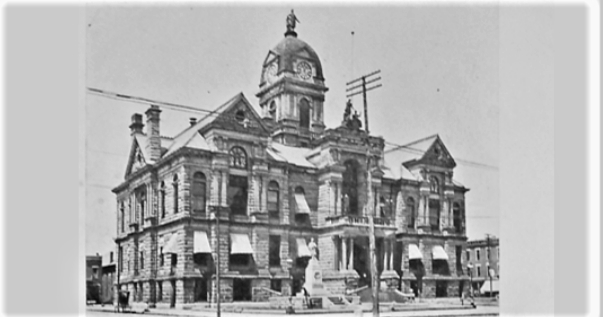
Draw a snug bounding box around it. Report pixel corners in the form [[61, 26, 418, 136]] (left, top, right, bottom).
[[190, 118, 197, 126], [129, 114, 144, 135], [145, 105, 162, 162]]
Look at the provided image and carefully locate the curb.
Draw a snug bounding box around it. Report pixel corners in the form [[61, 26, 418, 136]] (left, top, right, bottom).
[[87, 306, 498, 317]]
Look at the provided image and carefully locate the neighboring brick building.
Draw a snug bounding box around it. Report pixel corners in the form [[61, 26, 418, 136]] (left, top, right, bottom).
[[86, 254, 102, 304], [465, 236, 499, 294], [111, 14, 471, 308], [101, 252, 116, 304]]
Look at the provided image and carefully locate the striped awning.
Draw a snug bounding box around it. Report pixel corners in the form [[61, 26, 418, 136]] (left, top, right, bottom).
[[294, 193, 311, 214], [408, 244, 423, 260], [194, 231, 212, 254], [432, 245, 449, 260], [230, 233, 254, 254], [296, 238, 311, 258], [163, 233, 180, 254]]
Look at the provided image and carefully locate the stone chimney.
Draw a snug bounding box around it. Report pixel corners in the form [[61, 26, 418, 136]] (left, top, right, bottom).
[[129, 114, 144, 135], [190, 118, 197, 126], [145, 105, 162, 162]]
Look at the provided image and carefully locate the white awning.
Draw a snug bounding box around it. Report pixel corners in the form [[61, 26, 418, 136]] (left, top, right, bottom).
[[230, 233, 254, 254], [480, 279, 500, 293], [163, 233, 180, 254], [432, 245, 449, 260], [294, 193, 311, 214], [194, 231, 212, 254], [296, 238, 311, 258], [408, 244, 423, 260]]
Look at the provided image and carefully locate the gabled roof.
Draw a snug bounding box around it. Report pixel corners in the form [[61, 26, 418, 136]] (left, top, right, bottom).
[[189, 92, 269, 136], [163, 93, 268, 159], [125, 134, 173, 177], [382, 134, 459, 182]]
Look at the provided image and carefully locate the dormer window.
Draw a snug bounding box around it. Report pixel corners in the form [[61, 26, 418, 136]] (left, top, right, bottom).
[[235, 110, 246, 122]]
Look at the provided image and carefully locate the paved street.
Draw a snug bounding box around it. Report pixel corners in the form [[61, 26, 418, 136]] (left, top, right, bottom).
[[86, 305, 499, 317]]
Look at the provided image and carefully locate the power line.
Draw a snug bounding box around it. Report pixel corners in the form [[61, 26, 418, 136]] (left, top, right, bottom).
[[384, 141, 498, 171], [88, 88, 497, 171]]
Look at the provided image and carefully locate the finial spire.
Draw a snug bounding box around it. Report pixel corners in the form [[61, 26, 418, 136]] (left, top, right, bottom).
[[285, 9, 300, 37]]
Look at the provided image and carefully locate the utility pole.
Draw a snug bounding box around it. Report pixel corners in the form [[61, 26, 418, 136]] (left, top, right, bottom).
[[346, 70, 382, 135], [216, 207, 221, 317], [346, 70, 382, 317], [486, 234, 492, 298]]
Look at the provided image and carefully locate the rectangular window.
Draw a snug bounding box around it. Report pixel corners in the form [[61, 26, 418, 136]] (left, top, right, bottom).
[[157, 282, 163, 301], [161, 190, 166, 218], [477, 266, 481, 277], [466, 250, 470, 261], [160, 247, 164, 266], [476, 249, 480, 261], [118, 247, 123, 272], [194, 253, 210, 267], [230, 254, 251, 267], [228, 175, 248, 215], [267, 187, 280, 218], [140, 251, 144, 270], [269, 235, 281, 267], [171, 253, 178, 267], [487, 248, 491, 261], [270, 279, 282, 292], [428, 199, 440, 230]]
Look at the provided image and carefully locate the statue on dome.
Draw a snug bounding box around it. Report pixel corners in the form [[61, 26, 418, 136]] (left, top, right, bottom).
[[343, 99, 354, 122], [342, 99, 363, 130], [286, 10, 300, 33]]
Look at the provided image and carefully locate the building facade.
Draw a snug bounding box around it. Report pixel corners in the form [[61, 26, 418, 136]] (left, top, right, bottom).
[[465, 236, 499, 294], [101, 252, 117, 304], [86, 255, 102, 304], [112, 15, 472, 308]]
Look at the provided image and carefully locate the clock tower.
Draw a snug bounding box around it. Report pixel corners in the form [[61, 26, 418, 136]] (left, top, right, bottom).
[[256, 12, 328, 147]]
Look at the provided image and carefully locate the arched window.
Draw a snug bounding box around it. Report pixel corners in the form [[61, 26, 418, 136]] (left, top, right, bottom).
[[406, 197, 415, 228], [160, 181, 166, 219], [453, 202, 462, 233], [299, 98, 311, 129], [379, 196, 389, 217], [429, 176, 439, 193], [229, 147, 247, 169], [120, 202, 125, 233], [269, 101, 276, 119], [191, 172, 207, 213], [173, 174, 179, 214], [267, 181, 280, 218], [137, 187, 147, 221], [342, 160, 360, 215]]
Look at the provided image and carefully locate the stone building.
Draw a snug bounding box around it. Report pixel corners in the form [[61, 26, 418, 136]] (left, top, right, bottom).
[[112, 14, 471, 308], [466, 236, 499, 294]]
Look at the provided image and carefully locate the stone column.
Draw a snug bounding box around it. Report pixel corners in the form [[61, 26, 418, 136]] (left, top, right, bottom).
[[220, 171, 228, 207], [349, 238, 354, 269], [210, 171, 220, 206], [341, 236, 347, 270]]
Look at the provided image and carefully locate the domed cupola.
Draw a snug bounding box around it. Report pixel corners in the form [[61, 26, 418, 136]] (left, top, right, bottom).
[[256, 10, 328, 148]]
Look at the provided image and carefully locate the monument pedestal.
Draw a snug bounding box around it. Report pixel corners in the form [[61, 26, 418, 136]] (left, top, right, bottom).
[[302, 257, 330, 296]]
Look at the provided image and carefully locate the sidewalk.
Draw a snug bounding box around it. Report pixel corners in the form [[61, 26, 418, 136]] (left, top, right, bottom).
[[87, 302, 498, 317]]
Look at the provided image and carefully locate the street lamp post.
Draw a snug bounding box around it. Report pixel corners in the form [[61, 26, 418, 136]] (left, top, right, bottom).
[[467, 263, 473, 298], [487, 262, 493, 298]]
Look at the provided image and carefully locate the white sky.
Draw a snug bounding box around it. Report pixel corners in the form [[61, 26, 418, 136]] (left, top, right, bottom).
[[85, 4, 501, 255]]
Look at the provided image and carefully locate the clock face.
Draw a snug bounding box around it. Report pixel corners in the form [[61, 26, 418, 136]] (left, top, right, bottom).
[[296, 61, 312, 80]]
